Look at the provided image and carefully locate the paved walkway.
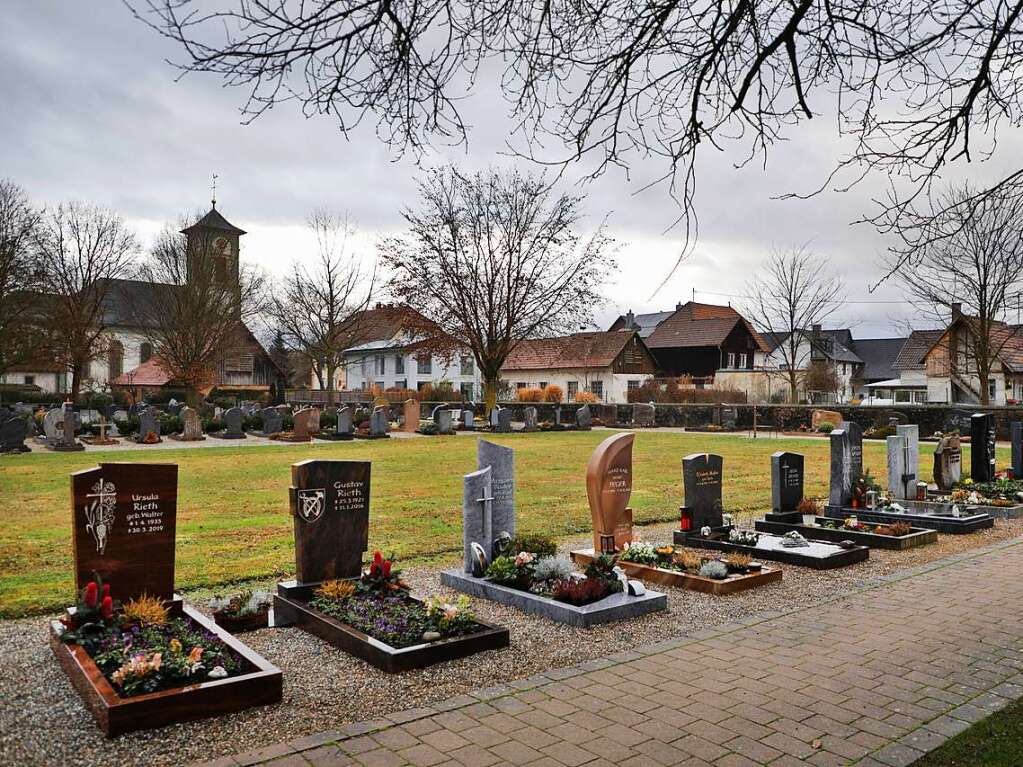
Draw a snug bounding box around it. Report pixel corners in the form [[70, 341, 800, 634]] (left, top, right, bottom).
[[200, 539, 1023, 767]]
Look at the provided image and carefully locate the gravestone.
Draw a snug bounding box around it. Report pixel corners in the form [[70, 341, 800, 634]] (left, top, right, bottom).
[[771, 451, 804, 512], [523, 407, 538, 432], [369, 406, 389, 436], [1012, 421, 1023, 477], [275, 404, 291, 417], [292, 408, 314, 441], [461, 409, 475, 430], [222, 406, 246, 438], [945, 408, 973, 434], [72, 462, 179, 601], [933, 434, 963, 491], [682, 453, 724, 529], [137, 406, 161, 443], [720, 406, 738, 429], [112, 409, 128, 423], [436, 408, 454, 434], [828, 421, 863, 508], [478, 440, 515, 548], [336, 406, 353, 437], [490, 407, 512, 433], [403, 399, 419, 433], [0, 416, 29, 453], [553, 407, 562, 427], [307, 408, 322, 434], [51, 404, 84, 451], [289, 460, 371, 583], [180, 406, 203, 440], [970, 413, 996, 482], [575, 404, 592, 431], [260, 407, 283, 436], [43, 408, 61, 442], [886, 424, 919, 500], [633, 402, 655, 427], [586, 432, 635, 553], [462, 466, 493, 574]]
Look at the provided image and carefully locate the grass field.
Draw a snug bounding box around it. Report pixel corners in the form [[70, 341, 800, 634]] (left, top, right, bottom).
[[912, 697, 1023, 766], [0, 431, 993, 618]]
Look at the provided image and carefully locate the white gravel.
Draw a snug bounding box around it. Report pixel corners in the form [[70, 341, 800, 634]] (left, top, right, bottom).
[[1, 518, 1019, 767]]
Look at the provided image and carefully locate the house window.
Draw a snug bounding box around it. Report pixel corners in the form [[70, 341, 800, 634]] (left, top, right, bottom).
[[395, 355, 405, 374], [417, 354, 432, 375], [376, 355, 386, 376], [627, 379, 640, 391], [989, 379, 997, 399], [567, 381, 579, 400], [589, 381, 603, 400], [727, 352, 736, 369], [738, 353, 747, 369], [140, 342, 153, 364], [516, 382, 527, 389], [539, 381, 548, 389], [460, 382, 474, 401], [24, 375, 34, 385], [460, 355, 474, 376], [395, 379, 406, 390]]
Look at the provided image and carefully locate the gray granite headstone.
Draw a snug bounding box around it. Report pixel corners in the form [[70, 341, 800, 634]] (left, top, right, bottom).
[[682, 453, 724, 528], [575, 404, 592, 430], [462, 466, 493, 574], [180, 406, 203, 440], [138, 406, 161, 442], [336, 406, 353, 436], [478, 439, 515, 549], [553, 407, 562, 427], [223, 406, 246, 438], [0, 416, 29, 452], [260, 407, 283, 435], [523, 407, 538, 432], [887, 424, 919, 500], [490, 407, 512, 433], [461, 409, 474, 430], [828, 421, 862, 508], [971, 413, 996, 482], [51, 403, 83, 450], [431, 404, 449, 424], [436, 409, 454, 435], [369, 406, 389, 436], [1012, 421, 1023, 477], [771, 451, 804, 512], [43, 408, 61, 442], [633, 402, 655, 427]]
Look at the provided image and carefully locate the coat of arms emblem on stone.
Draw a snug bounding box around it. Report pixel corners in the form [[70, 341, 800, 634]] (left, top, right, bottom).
[[84, 478, 116, 554], [297, 488, 326, 522]]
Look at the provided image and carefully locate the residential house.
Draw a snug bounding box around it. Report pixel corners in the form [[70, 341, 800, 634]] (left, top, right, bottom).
[[335, 304, 481, 400], [609, 302, 768, 380], [499, 330, 656, 403], [862, 331, 939, 405], [750, 326, 864, 403]]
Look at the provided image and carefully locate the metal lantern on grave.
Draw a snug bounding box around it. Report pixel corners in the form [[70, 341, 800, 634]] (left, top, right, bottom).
[[679, 506, 694, 532]]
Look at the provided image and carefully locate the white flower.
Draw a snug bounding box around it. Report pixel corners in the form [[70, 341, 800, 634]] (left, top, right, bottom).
[[207, 666, 228, 679]]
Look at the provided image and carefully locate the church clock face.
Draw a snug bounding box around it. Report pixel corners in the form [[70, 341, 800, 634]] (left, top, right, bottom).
[[212, 237, 232, 256]]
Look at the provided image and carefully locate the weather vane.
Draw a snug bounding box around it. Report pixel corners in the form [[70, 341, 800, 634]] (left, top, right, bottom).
[[211, 172, 218, 208]]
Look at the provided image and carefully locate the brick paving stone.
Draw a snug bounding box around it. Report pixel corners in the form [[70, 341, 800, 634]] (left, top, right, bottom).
[[397, 743, 448, 767], [302, 745, 355, 767]]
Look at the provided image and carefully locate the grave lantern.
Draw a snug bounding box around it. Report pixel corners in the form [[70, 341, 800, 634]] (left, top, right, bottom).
[[679, 506, 694, 532]]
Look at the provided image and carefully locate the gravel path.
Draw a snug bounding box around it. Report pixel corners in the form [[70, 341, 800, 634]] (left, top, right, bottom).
[[2, 518, 1020, 767]]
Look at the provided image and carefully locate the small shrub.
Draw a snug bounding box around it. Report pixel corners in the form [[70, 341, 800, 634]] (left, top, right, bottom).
[[583, 552, 623, 592], [516, 387, 544, 402], [485, 555, 521, 586], [315, 579, 357, 602], [418, 421, 439, 435], [727, 552, 753, 568], [573, 390, 599, 404], [532, 557, 574, 584], [816, 421, 835, 434], [542, 384, 564, 403], [552, 577, 610, 605], [796, 497, 820, 516], [121, 594, 169, 626], [698, 560, 729, 580], [673, 549, 703, 572], [510, 533, 557, 558]]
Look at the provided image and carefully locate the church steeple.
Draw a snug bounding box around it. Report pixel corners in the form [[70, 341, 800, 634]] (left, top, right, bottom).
[[181, 204, 245, 314]]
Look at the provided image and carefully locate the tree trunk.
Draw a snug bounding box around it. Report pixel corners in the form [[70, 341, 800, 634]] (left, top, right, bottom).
[[788, 371, 798, 404], [326, 363, 336, 405], [185, 385, 201, 409], [484, 374, 499, 413], [70, 362, 84, 402]]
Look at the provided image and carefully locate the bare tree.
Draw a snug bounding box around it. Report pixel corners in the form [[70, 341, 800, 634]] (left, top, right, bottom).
[[742, 248, 844, 404], [266, 211, 375, 402], [34, 202, 137, 400], [0, 179, 43, 396], [379, 166, 614, 411], [130, 1, 1023, 271], [885, 183, 1023, 405], [132, 219, 265, 406]]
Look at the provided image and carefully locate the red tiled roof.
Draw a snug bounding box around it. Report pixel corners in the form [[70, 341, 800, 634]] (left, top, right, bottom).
[[111, 357, 173, 387], [645, 302, 770, 351], [501, 331, 639, 371], [893, 329, 944, 370]]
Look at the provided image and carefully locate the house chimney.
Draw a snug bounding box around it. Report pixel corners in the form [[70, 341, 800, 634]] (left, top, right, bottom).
[[676, 301, 684, 311], [812, 323, 822, 336], [951, 302, 962, 319], [624, 310, 636, 330]]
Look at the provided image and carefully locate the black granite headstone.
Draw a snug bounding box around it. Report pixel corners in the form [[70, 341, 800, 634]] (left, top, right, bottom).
[[1012, 421, 1023, 477], [0, 416, 30, 453], [970, 413, 995, 482], [682, 453, 724, 528], [771, 451, 804, 512]]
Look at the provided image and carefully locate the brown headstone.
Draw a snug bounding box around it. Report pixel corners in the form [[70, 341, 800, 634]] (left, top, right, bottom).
[[307, 407, 322, 434], [585, 432, 635, 553], [290, 459, 371, 583], [403, 399, 419, 433], [71, 462, 178, 602], [292, 408, 313, 441]]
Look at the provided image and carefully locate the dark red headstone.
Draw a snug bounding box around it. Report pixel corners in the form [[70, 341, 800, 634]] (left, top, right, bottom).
[[71, 462, 178, 602], [290, 459, 371, 583]]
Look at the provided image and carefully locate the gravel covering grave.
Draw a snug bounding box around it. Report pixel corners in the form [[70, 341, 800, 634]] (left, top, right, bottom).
[[2, 517, 1021, 767]]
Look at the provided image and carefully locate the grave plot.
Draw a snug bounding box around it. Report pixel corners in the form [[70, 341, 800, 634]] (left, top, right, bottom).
[[754, 450, 937, 550], [353, 405, 391, 439], [923, 421, 1023, 516], [673, 451, 869, 570], [824, 420, 995, 533], [442, 436, 667, 626], [273, 459, 508, 672], [314, 406, 356, 441], [51, 462, 282, 737]]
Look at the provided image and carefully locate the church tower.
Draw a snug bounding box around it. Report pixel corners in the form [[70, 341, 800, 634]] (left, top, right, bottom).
[[180, 204, 246, 314]]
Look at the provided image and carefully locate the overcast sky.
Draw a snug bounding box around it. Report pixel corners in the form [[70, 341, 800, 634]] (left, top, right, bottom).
[[4, 3, 1017, 337]]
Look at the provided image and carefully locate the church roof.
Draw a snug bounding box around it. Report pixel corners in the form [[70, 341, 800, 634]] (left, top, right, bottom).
[[180, 206, 246, 236]]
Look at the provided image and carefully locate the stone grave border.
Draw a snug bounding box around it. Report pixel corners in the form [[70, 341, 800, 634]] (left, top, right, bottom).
[[569, 548, 782, 596], [273, 580, 508, 673], [674, 527, 870, 570], [824, 505, 994, 534], [756, 512, 937, 550], [439, 569, 666, 627]]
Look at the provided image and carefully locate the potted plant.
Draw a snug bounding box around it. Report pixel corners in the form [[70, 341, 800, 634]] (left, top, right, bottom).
[[209, 589, 273, 633]]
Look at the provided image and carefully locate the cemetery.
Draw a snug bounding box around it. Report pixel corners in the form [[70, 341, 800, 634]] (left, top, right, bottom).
[[51, 462, 282, 736], [273, 459, 509, 671], [441, 435, 668, 626]]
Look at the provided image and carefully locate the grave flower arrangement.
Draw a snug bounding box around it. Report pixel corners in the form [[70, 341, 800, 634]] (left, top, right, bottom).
[[618, 542, 755, 578], [59, 577, 249, 697], [209, 589, 273, 632], [483, 539, 622, 606], [308, 553, 481, 648]]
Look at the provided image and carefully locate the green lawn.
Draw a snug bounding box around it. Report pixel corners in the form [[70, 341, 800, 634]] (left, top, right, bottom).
[[911, 698, 1023, 766], [0, 431, 994, 618]]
